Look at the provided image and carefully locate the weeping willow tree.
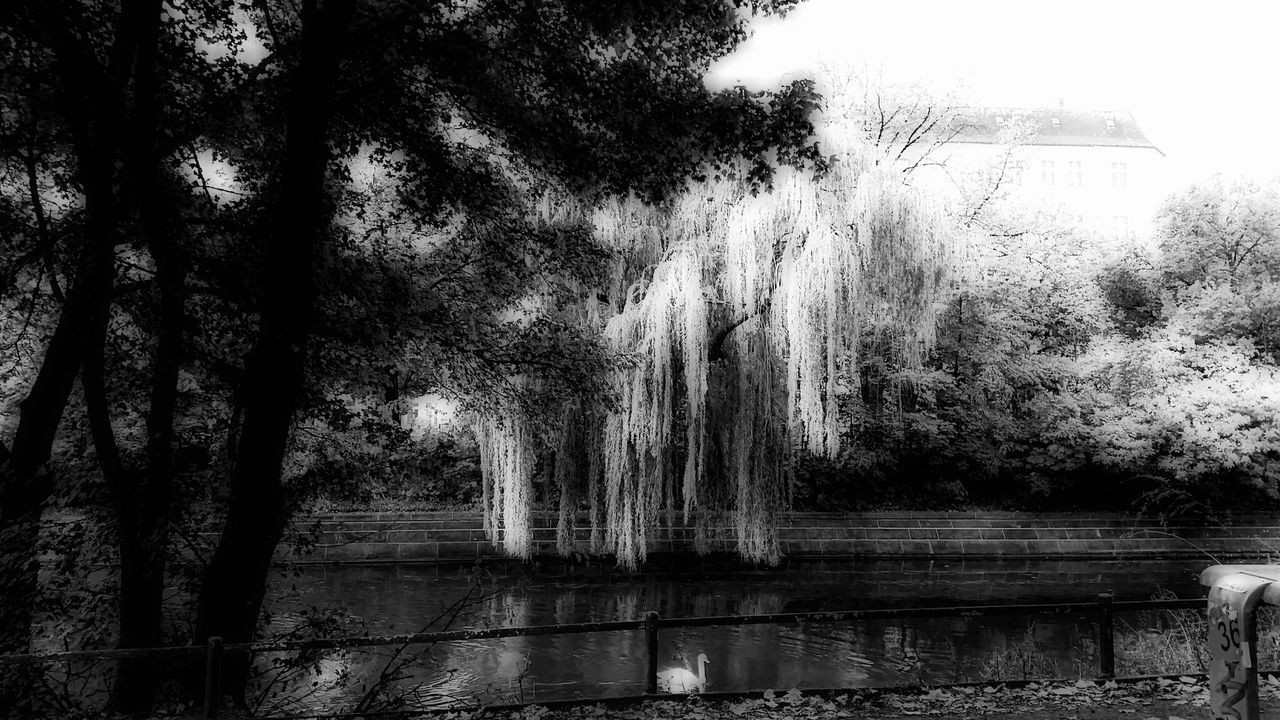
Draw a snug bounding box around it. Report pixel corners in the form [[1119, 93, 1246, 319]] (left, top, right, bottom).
[[475, 136, 957, 568], [476, 414, 534, 558]]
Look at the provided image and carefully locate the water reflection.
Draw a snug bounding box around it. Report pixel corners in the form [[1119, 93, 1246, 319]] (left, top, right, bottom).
[[257, 558, 1204, 713]]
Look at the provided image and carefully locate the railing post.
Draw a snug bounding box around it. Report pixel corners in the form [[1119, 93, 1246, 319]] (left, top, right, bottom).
[[1097, 593, 1114, 679], [204, 636, 223, 719], [644, 610, 659, 694]]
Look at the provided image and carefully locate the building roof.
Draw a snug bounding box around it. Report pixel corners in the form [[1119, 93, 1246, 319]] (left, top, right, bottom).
[[952, 108, 1164, 155]]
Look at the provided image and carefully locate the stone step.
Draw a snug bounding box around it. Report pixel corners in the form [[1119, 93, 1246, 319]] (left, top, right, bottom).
[[298, 513, 1280, 533], [273, 533, 1273, 565], [267, 511, 1280, 565], [296, 523, 1280, 545]]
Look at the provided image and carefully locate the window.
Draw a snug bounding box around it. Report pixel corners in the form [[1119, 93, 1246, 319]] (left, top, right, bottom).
[[1105, 118, 1116, 132], [1010, 160, 1026, 186], [1050, 117, 1061, 128], [1041, 160, 1055, 185], [1112, 215, 1129, 239], [1111, 161, 1127, 187], [1067, 160, 1082, 187]]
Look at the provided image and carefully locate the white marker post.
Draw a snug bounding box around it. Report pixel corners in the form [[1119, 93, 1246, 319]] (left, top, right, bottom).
[[1201, 566, 1280, 720]]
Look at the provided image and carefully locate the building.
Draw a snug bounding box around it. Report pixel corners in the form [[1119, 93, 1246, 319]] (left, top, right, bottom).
[[929, 108, 1167, 242]]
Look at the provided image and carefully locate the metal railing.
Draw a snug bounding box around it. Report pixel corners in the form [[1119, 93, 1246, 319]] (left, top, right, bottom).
[[0, 593, 1206, 718]]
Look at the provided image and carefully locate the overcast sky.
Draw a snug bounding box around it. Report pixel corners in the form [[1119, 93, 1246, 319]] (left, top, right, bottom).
[[706, 0, 1280, 189]]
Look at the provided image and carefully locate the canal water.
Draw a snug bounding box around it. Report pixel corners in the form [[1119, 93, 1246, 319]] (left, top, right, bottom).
[[255, 557, 1208, 714]]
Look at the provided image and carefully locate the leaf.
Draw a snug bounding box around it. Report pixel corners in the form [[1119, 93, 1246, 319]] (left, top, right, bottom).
[[1052, 687, 1077, 696]]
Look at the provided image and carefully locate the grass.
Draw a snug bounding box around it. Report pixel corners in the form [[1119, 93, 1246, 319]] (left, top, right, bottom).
[[979, 594, 1280, 683]]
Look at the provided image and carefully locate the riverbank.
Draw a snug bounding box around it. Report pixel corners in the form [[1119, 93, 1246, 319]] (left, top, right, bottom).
[[388, 676, 1228, 720], [280, 511, 1280, 564]]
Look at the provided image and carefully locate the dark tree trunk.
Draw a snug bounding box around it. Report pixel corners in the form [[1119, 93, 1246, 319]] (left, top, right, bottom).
[[192, 0, 354, 707], [0, 300, 94, 715], [2, 3, 182, 714], [110, 234, 184, 716], [0, 290, 93, 652], [0, 102, 119, 710], [0, 0, 137, 671], [108, 0, 184, 712]]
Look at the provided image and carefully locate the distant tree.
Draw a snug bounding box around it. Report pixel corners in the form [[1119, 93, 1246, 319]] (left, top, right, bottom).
[[816, 67, 967, 175], [1073, 330, 1280, 520], [1158, 176, 1280, 356], [798, 92, 1105, 509], [1159, 176, 1280, 290], [1096, 250, 1163, 338]]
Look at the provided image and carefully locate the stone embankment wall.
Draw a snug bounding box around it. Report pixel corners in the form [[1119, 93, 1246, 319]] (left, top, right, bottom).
[[277, 511, 1280, 564]]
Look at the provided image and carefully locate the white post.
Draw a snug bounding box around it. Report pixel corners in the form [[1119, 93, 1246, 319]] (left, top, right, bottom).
[[1203, 568, 1280, 720]]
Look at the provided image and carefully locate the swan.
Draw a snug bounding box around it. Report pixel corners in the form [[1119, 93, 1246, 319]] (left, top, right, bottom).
[[657, 653, 710, 693]]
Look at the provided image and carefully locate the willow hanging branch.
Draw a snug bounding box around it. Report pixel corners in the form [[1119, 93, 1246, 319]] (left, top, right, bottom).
[[473, 145, 954, 568]]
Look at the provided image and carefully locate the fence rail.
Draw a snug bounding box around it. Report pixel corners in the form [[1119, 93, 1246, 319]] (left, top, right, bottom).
[[0, 594, 1210, 717]]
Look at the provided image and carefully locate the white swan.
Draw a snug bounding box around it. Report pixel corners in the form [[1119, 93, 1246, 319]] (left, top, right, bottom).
[[657, 653, 710, 693]]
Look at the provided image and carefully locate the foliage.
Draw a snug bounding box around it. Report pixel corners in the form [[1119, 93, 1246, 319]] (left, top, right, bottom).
[[288, 420, 482, 513], [1096, 250, 1163, 338], [1158, 176, 1280, 290], [781, 199, 1116, 510], [477, 123, 959, 567], [773, 159, 1280, 516], [1113, 603, 1211, 676], [1157, 176, 1280, 358], [308, 439, 482, 513], [978, 623, 1073, 681], [1073, 331, 1280, 519], [9, 0, 1280, 708], [1168, 280, 1280, 360], [0, 0, 832, 712], [253, 680, 1241, 720]]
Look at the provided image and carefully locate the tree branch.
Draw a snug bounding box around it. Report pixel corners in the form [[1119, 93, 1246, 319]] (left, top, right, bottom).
[[708, 303, 768, 363]]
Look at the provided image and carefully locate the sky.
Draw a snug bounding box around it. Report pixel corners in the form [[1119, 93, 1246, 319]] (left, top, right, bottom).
[[706, 0, 1280, 188]]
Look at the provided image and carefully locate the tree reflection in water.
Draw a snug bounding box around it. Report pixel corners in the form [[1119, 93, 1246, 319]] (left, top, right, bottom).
[[258, 558, 1202, 712]]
